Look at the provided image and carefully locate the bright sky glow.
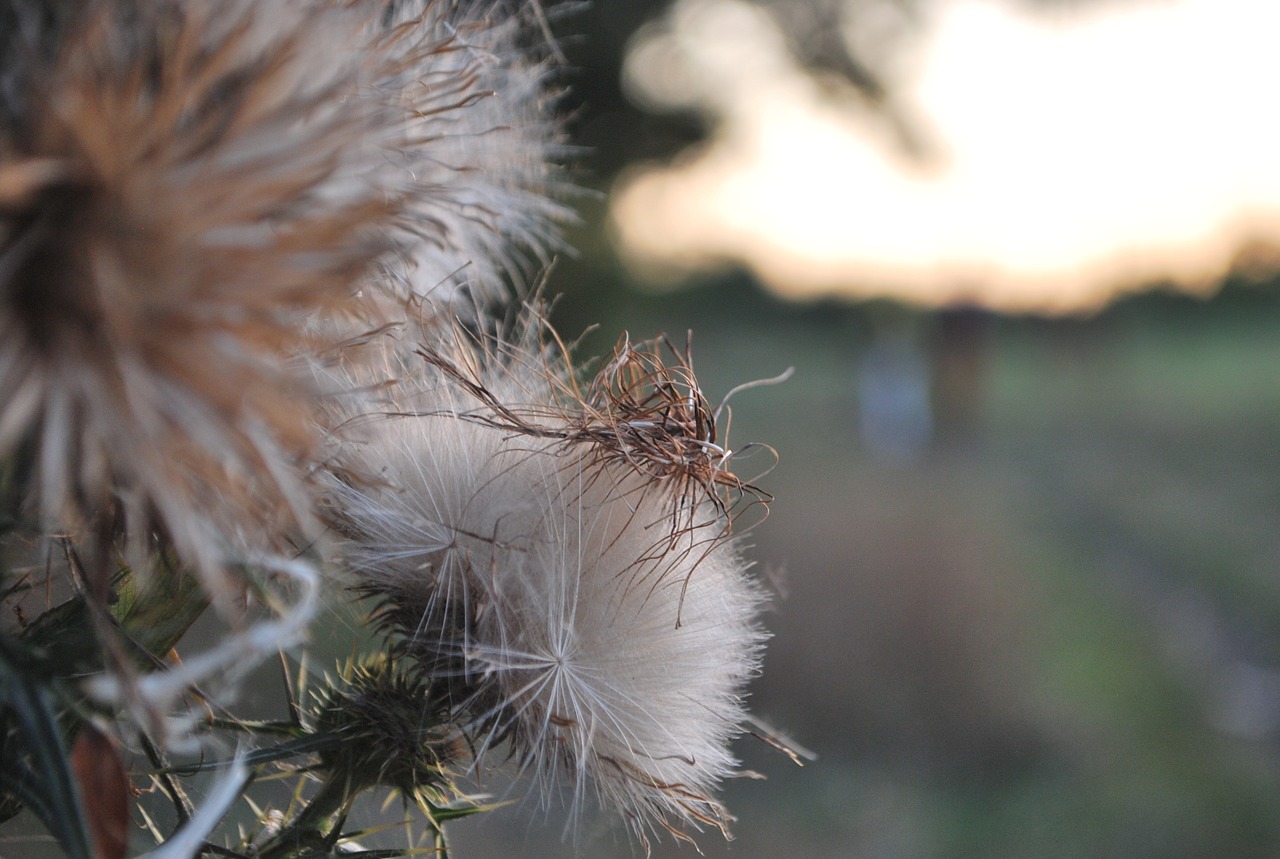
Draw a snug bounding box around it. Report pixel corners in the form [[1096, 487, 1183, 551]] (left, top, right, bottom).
[[612, 0, 1280, 313]]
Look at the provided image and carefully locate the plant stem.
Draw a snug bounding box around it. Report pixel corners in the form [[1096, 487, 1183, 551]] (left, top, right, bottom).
[[255, 774, 354, 859]]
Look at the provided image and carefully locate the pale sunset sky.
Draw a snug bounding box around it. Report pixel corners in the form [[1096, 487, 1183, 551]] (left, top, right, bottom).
[[611, 0, 1280, 313]]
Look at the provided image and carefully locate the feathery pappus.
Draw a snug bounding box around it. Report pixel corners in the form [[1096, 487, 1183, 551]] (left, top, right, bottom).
[[369, 0, 577, 311], [321, 312, 771, 845], [0, 0, 570, 605]]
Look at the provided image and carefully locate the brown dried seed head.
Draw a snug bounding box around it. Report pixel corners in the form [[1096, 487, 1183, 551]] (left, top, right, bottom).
[[0, 0, 398, 593], [416, 319, 776, 535]]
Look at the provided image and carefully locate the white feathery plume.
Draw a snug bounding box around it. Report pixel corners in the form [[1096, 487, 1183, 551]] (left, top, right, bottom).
[[364, 0, 576, 312], [323, 316, 768, 844]]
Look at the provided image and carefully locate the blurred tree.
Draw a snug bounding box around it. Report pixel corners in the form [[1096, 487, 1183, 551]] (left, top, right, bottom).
[[556, 0, 1134, 182]]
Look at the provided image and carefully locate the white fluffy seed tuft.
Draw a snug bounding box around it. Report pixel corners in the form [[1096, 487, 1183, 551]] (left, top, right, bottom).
[[324, 325, 767, 843]]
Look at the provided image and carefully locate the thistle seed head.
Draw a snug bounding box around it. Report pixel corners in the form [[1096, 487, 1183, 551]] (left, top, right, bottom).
[[312, 654, 463, 798], [0, 0, 572, 603], [323, 314, 769, 844], [0, 0, 396, 596]]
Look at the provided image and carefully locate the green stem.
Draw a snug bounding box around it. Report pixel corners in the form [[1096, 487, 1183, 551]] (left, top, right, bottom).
[[256, 774, 355, 859]]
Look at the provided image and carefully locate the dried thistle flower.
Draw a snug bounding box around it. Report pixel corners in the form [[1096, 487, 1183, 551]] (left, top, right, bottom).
[[323, 315, 769, 845], [0, 0, 572, 603], [0, 0, 396, 598], [418, 325, 779, 555]]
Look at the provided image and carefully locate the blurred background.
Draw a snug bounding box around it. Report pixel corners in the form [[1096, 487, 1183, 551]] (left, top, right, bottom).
[[450, 0, 1280, 856]]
